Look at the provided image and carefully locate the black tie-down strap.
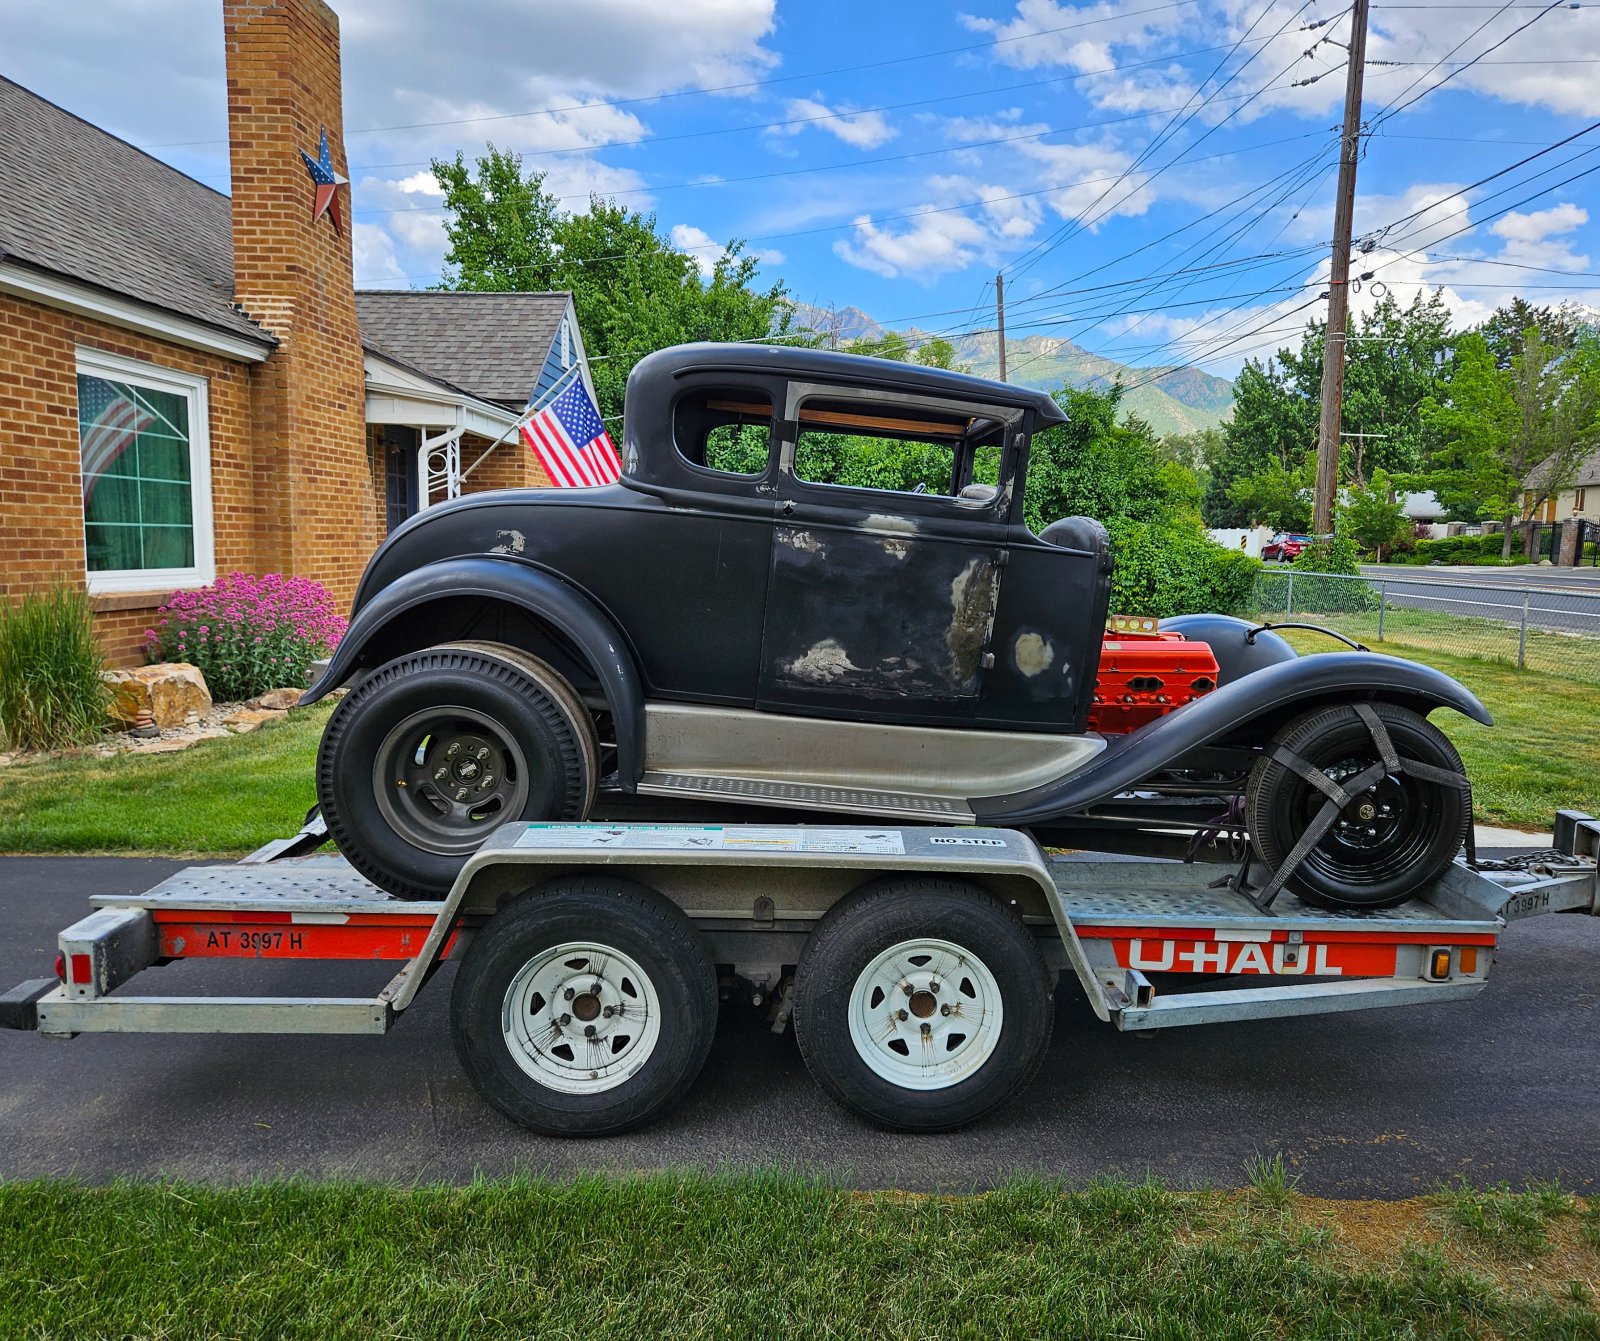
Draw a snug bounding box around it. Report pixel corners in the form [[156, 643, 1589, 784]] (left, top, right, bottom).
[[1237, 702, 1474, 912]]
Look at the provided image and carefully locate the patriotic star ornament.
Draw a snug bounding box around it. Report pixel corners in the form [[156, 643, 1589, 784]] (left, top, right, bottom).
[[298, 127, 348, 235]]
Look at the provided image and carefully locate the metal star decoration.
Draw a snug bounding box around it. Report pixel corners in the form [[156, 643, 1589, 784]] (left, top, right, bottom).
[[298, 127, 348, 236]]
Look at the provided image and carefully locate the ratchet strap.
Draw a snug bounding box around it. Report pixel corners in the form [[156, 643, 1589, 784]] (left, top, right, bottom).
[[1239, 702, 1473, 912]]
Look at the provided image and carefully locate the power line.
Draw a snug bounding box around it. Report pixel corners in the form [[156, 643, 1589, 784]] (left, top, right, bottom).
[[1005, 2, 1333, 283]]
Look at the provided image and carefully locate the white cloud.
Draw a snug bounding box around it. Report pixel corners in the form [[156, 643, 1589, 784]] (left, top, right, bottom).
[[394, 171, 444, 196], [834, 210, 993, 280], [671, 224, 725, 278], [777, 96, 896, 150], [351, 222, 408, 287]]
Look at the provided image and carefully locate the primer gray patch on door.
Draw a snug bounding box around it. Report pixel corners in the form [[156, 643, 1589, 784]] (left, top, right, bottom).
[[763, 524, 1002, 703]]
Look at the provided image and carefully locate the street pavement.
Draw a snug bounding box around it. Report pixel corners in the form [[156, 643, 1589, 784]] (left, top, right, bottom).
[[1354, 564, 1600, 635], [2, 854, 1596, 1196]]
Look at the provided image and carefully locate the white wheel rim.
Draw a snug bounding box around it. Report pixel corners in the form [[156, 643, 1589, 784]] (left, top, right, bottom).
[[847, 937, 1003, 1091], [500, 941, 661, 1095]]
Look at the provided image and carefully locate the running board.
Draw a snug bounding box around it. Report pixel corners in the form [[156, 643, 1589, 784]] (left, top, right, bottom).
[[636, 771, 975, 821]]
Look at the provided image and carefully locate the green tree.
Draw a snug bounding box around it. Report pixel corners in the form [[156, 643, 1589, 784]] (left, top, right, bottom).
[[1422, 328, 1600, 559], [1478, 297, 1579, 369], [1337, 469, 1411, 561], [1203, 291, 1455, 523], [1227, 458, 1313, 532], [844, 330, 911, 362], [914, 337, 963, 371], [432, 147, 793, 422]]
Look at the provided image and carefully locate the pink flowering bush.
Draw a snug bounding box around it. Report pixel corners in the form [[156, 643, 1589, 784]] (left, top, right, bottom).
[[143, 573, 347, 701]]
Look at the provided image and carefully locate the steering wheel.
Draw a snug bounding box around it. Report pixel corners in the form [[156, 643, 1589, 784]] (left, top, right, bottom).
[[910, 482, 928, 495]]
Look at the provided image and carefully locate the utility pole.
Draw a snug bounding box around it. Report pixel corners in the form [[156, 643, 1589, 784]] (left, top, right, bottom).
[[995, 272, 1008, 381], [1313, 0, 1370, 537]]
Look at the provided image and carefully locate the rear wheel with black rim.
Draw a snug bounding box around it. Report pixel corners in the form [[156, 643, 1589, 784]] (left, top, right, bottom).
[[1246, 702, 1468, 911], [792, 878, 1053, 1132], [316, 642, 597, 900], [449, 877, 718, 1136]]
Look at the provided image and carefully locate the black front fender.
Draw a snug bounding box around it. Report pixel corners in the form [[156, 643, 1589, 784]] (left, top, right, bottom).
[[972, 650, 1490, 825], [300, 556, 645, 788]]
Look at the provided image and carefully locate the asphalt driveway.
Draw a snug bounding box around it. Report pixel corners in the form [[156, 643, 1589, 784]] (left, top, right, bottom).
[[2, 855, 1597, 1196]]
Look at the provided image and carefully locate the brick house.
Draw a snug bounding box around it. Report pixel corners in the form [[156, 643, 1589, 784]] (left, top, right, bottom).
[[0, 0, 587, 665]]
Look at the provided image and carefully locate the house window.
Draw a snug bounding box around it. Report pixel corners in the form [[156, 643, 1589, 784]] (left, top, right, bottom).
[[1576, 487, 1588, 515], [77, 348, 213, 594]]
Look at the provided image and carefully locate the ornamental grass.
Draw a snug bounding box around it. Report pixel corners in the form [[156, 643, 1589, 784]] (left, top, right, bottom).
[[0, 585, 110, 752]]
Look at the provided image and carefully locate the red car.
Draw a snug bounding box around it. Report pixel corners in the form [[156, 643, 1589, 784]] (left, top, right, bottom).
[[1262, 532, 1310, 562]]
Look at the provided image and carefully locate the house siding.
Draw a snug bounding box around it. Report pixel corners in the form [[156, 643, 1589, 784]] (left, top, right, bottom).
[[0, 292, 259, 664]]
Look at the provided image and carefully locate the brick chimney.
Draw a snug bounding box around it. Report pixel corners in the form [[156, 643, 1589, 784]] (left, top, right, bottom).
[[223, 0, 375, 603]]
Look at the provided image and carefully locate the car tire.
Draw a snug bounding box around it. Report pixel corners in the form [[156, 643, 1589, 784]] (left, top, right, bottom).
[[792, 878, 1053, 1132], [316, 642, 597, 900], [1246, 702, 1468, 910], [450, 877, 718, 1136]]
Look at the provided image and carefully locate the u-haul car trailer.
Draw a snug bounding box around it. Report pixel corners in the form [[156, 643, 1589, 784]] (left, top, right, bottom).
[[4, 812, 1598, 1135]]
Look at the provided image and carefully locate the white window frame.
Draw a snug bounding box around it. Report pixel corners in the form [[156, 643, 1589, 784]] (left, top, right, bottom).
[[76, 347, 216, 596]]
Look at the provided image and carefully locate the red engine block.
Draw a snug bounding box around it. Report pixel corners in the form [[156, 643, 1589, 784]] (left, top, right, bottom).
[[1087, 620, 1219, 734]]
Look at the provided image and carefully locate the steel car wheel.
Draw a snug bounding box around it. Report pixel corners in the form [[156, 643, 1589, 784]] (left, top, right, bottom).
[[373, 706, 531, 857], [846, 937, 1004, 1092], [794, 878, 1052, 1132], [499, 941, 663, 1095], [1246, 702, 1468, 910]]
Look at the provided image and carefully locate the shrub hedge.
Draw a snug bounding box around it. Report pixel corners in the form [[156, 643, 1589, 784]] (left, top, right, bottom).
[[1108, 518, 1261, 618]]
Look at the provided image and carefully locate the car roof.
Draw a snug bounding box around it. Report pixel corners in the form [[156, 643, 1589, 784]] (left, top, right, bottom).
[[626, 341, 1068, 427]]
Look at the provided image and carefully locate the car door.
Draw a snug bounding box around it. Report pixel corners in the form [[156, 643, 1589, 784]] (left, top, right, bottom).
[[755, 384, 1014, 724]]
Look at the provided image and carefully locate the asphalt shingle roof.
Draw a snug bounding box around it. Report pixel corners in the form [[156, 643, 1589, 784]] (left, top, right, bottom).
[[0, 76, 272, 348], [354, 290, 570, 407]]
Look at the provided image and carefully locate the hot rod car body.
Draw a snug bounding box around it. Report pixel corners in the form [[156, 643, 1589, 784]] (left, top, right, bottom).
[[303, 343, 1487, 907]]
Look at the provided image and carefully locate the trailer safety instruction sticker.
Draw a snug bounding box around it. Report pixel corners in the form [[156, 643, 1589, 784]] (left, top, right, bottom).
[[513, 824, 906, 854]]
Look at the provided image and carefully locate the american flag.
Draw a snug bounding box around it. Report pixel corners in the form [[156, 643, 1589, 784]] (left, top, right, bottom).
[[79, 378, 153, 505], [519, 376, 622, 487]]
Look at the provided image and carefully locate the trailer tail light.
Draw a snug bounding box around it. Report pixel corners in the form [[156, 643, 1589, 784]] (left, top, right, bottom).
[[70, 953, 92, 985], [1088, 624, 1220, 734], [54, 953, 65, 982], [1428, 947, 1453, 981]]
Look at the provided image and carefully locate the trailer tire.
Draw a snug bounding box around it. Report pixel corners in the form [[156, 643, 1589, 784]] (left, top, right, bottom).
[[450, 877, 717, 1137], [1246, 702, 1468, 910], [792, 878, 1053, 1132], [316, 643, 597, 900]]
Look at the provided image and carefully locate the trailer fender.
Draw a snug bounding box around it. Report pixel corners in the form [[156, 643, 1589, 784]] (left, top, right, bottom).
[[972, 650, 1491, 825], [300, 556, 646, 787]]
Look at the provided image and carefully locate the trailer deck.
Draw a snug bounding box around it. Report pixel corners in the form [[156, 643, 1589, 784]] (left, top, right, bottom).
[[5, 813, 1596, 1133]]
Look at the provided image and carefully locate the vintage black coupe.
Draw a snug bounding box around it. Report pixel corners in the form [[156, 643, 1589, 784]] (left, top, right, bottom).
[[303, 343, 1487, 908]]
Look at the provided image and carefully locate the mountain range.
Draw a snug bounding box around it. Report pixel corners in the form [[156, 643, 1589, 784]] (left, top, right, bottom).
[[790, 303, 1235, 437]]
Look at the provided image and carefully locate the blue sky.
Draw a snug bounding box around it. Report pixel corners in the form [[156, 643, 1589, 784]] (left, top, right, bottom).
[[9, 1, 1600, 377]]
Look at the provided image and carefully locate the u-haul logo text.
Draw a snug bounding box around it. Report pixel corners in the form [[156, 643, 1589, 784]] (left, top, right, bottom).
[[1126, 938, 1343, 976]]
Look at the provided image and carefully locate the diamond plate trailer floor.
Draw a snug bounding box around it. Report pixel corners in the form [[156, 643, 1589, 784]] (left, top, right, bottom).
[[3, 814, 1596, 1133]]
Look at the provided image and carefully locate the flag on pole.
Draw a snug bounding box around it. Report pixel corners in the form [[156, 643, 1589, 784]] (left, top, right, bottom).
[[520, 375, 622, 487]]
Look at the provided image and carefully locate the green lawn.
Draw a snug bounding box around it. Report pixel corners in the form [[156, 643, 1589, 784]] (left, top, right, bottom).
[[0, 703, 331, 856], [0, 637, 1593, 856], [1, 1175, 1595, 1340]]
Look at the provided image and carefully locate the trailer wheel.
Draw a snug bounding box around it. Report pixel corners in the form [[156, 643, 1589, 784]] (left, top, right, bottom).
[[316, 643, 597, 900], [792, 879, 1053, 1132], [1246, 702, 1468, 910], [450, 877, 717, 1136]]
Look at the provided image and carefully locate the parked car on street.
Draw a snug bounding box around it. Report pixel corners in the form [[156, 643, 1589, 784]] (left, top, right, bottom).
[[302, 344, 1487, 911], [1261, 532, 1311, 562]]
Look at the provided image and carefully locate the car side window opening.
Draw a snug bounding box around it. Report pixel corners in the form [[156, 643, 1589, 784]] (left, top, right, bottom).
[[788, 395, 1009, 501], [673, 387, 775, 477]]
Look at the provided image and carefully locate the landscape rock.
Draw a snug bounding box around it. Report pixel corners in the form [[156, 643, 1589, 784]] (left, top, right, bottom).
[[104, 663, 213, 728], [127, 738, 193, 755], [251, 687, 304, 711], [222, 707, 285, 734]]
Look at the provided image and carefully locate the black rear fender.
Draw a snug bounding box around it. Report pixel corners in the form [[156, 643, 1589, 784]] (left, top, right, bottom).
[[301, 557, 646, 788], [972, 651, 1490, 824]]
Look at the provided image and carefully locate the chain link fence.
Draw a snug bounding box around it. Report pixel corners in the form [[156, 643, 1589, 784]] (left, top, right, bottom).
[[1248, 569, 1600, 685]]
